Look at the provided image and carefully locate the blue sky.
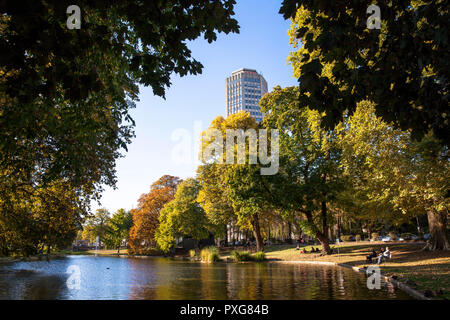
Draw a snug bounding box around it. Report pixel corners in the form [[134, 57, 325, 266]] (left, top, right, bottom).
[[93, 0, 299, 213]]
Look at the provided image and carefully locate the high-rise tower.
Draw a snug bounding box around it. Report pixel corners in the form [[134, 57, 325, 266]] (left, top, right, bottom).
[[225, 68, 268, 122]]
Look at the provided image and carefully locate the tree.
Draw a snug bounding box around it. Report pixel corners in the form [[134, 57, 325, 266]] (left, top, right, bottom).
[[400, 135, 449, 250], [339, 102, 449, 250], [104, 209, 133, 253], [197, 163, 234, 243], [337, 101, 417, 234], [198, 112, 275, 252], [0, 1, 239, 197], [223, 165, 273, 252], [128, 175, 181, 254], [155, 178, 210, 253], [0, 178, 87, 256], [260, 86, 344, 255], [82, 208, 111, 244], [280, 1, 449, 145]]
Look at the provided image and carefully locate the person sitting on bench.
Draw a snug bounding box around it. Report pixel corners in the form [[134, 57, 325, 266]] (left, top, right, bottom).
[[377, 246, 391, 264], [366, 248, 377, 263]]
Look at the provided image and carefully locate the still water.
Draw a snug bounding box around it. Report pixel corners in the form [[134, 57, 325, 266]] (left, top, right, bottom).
[[0, 255, 412, 299]]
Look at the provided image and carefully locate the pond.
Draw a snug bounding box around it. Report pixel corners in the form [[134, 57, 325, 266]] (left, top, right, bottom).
[[0, 255, 412, 299]]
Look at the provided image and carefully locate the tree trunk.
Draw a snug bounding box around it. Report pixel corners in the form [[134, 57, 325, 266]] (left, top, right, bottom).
[[46, 244, 51, 261], [287, 222, 292, 244], [316, 233, 331, 255], [252, 215, 264, 252], [224, 224, 228, 247], [231, 222, 236, 245], [319, 201, 331, 255], [117, 246, 120, 254], [337, 215, 341, 240], [427, 210, 449, 250]]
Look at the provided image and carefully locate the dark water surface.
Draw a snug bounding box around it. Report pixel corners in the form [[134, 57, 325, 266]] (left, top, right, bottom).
[[0, 255, 412, 299]]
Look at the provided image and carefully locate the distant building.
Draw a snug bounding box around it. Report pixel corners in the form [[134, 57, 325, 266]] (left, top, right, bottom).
[[225, 68, 268, 122]]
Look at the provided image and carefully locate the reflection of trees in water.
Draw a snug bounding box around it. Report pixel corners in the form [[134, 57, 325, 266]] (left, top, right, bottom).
[[127, 259, 407, 300], [0, 270, 66, 299], [127, 259, 228, 299], [0, 258, 412, 299], [222, 264, 409, 300], [127, 258, 167, 299], [24, 275, 67, 299], [198, 264, 228, 299], [225, 263, 268, 299]]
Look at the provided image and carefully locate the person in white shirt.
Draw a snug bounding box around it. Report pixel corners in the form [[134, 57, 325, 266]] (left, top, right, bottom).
[[377, 246, 391, 264]]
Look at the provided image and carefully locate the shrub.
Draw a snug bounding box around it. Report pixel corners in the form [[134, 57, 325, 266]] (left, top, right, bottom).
[[189, 249, 196, 258], [388, 232, 397, 240], [355, 235, 362, 242], [231, 250, 252, 262], [231, 250, 240, 262], [371, 233, 379, 241], [200, 247, 220, 262], [252, 251, 266, 261], [130, 247, 161, 256], [341, 235, 355, 242]]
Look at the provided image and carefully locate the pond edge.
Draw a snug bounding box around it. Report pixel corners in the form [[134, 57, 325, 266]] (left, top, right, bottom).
[[270, 260, 430, 301]]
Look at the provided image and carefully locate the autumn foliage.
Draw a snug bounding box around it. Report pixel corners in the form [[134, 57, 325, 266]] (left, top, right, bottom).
[[128, 175, 181, 254]]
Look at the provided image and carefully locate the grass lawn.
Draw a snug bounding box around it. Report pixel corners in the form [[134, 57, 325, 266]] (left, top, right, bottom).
[[60, 249, 129, 256], [258, 241, 450, 299]]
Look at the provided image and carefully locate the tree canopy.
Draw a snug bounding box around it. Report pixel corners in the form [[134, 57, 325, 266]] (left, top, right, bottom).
[[128, 175, 181, 254], [0, 0, 239, 194], [198, 111, 275, 251], [103, 208, 133, 253], [0, 179, 86, 256], [155, 178, 210, 253], [1, 1, 238, 255], [260, 86, 344, 254], [280, 0, 449, 145]]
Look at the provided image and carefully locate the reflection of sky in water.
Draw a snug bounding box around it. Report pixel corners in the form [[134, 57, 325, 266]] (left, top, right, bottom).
[[0, 256, 412, 300]]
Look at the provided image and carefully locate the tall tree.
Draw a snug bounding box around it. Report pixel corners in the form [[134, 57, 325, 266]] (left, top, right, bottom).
[[82, 208, 111, 244], [128, 175, 181, 254], [197, 163, 234, 243], [0, 178, 87, 256], [339, 102, 449, 250], [223, 165, 274, 252], [260, 86, 344, 255], [280, 0, 449, 145], [400, 135, 449, 250], [104, 208, 133, 253], [199, 112, 275, 252], [155, 178, 210, 253], [337, 102, 418, 233]]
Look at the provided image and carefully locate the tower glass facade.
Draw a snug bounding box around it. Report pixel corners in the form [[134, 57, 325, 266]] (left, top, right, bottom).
[[225, 68, 268, 122]]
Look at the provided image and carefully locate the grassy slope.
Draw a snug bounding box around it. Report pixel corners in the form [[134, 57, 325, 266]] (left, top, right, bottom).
[[60, 249, 129, 255]]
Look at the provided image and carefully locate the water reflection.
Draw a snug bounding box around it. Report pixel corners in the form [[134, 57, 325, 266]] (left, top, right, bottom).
[[0, 256, 412, 300]]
